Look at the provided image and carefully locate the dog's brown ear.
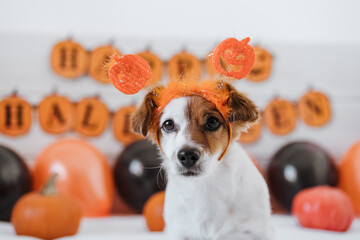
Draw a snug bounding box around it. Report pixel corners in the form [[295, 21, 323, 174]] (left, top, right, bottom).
[[224, 82, 259, 124], [131, 88, 161, 137]]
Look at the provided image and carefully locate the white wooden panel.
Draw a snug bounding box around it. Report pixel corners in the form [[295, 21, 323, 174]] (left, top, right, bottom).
[[0, 33, 359, 168]]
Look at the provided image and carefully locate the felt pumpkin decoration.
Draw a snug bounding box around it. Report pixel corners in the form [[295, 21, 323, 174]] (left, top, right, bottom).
[[75, 97, 109, 137], [264, 98, 296, 135], [246, 46, 272, 82], [0, 94, 32, 136], [38, 94, 74, 134], [137, 50, 163, 86], [11, 174, 82, 240], [113, 105, 143, 145], [238, 123, 261, 144], [143, 191, 165, 232], [89, 45, 121, 84], [108, 54, 152, 94], [212, 37, 255, 79], [51, 39, 89, 79], [168, 51, 201, 81], [298, 90, 331, 127]]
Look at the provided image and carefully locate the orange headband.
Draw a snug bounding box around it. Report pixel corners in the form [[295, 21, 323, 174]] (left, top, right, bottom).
[[151, 79, 233, 161]]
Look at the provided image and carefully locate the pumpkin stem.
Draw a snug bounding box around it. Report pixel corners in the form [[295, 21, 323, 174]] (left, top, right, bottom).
[[40, 173, 58, 196]]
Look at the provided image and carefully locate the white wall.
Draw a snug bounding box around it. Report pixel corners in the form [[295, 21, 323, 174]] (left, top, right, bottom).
[[0, 0, 359, 169], [0, 0, 359, 45]]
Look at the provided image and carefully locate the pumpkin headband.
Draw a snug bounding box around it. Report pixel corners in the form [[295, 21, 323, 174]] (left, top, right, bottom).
[[149, 79, 233, 161], [107, 37, 257, 161]]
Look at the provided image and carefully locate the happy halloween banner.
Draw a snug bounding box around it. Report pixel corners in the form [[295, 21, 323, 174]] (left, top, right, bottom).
[[0, 90, 331, 144]]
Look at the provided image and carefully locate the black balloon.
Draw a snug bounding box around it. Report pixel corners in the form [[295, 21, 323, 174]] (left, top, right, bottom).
[[114, 140, 166, 213], [267, 141, 338, 212], [0, 146, 32, 221]]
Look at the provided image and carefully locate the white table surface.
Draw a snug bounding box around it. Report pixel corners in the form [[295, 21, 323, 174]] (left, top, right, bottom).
[[1, 215, 359, 240]]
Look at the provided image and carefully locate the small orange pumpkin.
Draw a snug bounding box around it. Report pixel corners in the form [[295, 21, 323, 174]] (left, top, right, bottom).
[[143, 191, 165, 232], [11, 174, 82, 240], [238, 123, 261, 144], [264, 98, 297, 135], [137, 50, 163, 86], [298, 91, 331, 127], [51, 39, 89, 79], [168, 51, 201, 81], [246, 46, 272, 82], [113, 105, 143, 145], [38, 94, 74, 134], [89, 45, 121, 84], [75, 97, 109, 137], [0, 94, 32, 136]]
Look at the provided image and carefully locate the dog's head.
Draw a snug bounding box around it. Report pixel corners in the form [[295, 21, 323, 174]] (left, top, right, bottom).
[[131, 81, 258, 177]]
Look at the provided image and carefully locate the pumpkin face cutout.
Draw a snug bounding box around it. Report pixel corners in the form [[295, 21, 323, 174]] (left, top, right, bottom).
[[89, 45, 121, 84], [238, 123, 261, 144], [75, 97, 109, 137], [113, 105, 143, 145], [51, 40, 88, 79], [212, 37, 255, 79], [264, 99, 296, 135], [137, 51, 163, 87], [38, 95, 74, 134], [0, 95, 32, 136], [298, 91, 331, 127], [246, 47, 272, 82], [168, 52, 201, 81]]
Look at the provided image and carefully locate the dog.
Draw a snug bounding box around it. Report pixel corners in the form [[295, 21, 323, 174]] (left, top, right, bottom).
[[131, 81, 274, 240]]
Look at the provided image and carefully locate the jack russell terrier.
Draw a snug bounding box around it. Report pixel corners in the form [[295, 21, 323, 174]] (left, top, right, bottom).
[[131, 80, 274, 240]]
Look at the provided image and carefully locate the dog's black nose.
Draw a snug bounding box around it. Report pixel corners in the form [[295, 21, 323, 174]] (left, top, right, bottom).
[[177, 149, 200, 168]]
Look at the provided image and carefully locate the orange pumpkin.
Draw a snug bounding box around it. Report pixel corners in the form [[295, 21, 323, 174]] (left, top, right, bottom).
[[338, 140, 360, 216], [89, 45, 121, 84], [238, 123, 261, 144], [75, 97, 109, 137], [264, 98, 297, 135], [298, 91, 331, 127], [168, 51, 201, 81], [11, 174, 82, 240], [113, 105, 143, 145], [143, 191, 165, 232], [0, 94, 32, 136], [38, 94, 74, 134], [137, 50, 163, 86], [51, 39, 89, 79], [246, 46, 272, 82]]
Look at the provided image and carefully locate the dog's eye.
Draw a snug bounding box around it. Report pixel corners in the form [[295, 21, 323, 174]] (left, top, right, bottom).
[[205, 117, 221, 131], [162, 119, 175, 132]]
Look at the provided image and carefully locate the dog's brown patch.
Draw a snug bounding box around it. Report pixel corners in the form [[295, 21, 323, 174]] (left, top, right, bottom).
[[185, 96, 230, 155], [185, 91, 259, 155]]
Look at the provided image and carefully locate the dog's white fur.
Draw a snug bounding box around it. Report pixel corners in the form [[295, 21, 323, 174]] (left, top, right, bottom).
[[159, 97, 274, 240]]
